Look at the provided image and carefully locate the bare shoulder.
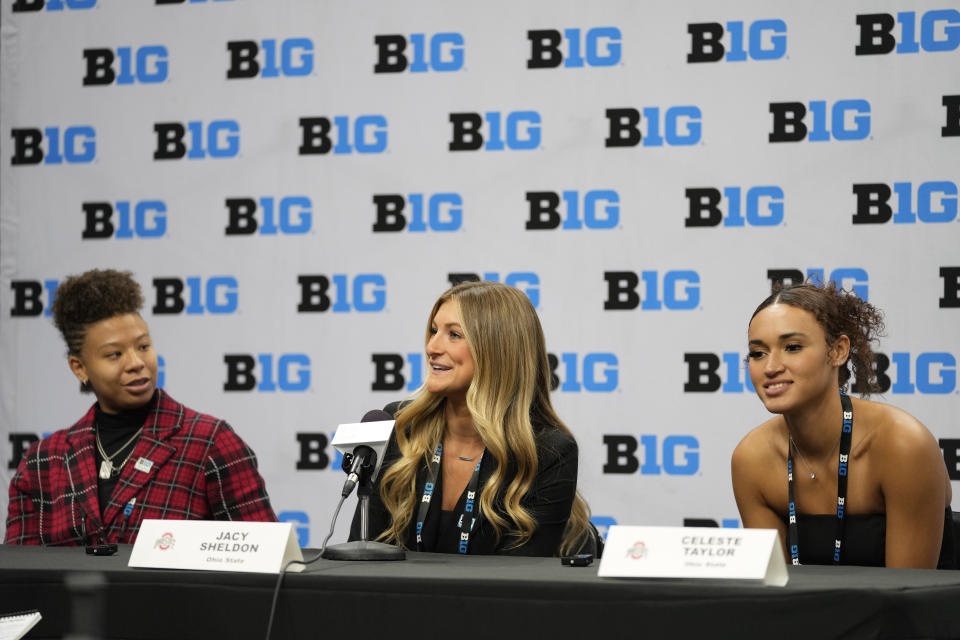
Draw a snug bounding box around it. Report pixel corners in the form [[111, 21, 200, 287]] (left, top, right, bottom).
[[732, 416, 784, 472], [856, 398, 939, 455]]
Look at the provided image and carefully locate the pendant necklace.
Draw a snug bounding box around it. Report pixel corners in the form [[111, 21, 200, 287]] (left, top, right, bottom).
[[95, 424, 144, 480], [789, 435, 840, 480]]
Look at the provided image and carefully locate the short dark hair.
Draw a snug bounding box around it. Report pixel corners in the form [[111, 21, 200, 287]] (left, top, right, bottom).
[[750, 281, 885, 395], [52, 269, 144, 357]]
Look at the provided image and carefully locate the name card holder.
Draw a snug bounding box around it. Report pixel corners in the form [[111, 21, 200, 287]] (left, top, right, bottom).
[[598, 525, 788, 586], [129, 519, 304, 574]]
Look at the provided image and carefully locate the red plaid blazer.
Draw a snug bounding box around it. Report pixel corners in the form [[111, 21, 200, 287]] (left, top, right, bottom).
[[5, 389, 277, 545]]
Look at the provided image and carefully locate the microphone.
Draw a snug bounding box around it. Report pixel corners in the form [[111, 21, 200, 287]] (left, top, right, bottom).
[[333, 409, 394, 498]]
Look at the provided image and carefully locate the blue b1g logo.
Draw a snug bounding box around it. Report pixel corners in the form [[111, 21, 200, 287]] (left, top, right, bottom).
[[527, 27, 622, 68], [226, 38, 314, 78], [767, 268, 869, 300], [603, 270, 701, 310], [603, 435, 700, 475], [526, 190, 619, 230], [605, 107, 702, 147], [153, 120, 240, 159], [83, 47, 169, 86], [223, 354, 311, 392], [82, 201, 167, 239], [277, 511, 310, 547], [372, 193, 463, 232], [687, 20, 787, 62], [152, 277, 238, 314], [297, 274, 387, 312], [769, 100, 871, 142], [12, 0, 96, 11], [852, 181, 958, 224], [856, 10, 960, 55], [449, 111, 541, 151], [685, 186, 784, 227], [298, 116, 388, 154], [374, 33, 464, 72], [10, 127, 96, 165], [225, 197, 312, 235]]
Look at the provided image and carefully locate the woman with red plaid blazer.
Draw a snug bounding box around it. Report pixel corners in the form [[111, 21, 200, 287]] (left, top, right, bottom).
[[5, 269, 277, 546]]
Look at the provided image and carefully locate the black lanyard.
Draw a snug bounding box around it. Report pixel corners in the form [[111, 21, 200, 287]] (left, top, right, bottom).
[[786, 390, 853, 565], [415, 442, 483, 554]]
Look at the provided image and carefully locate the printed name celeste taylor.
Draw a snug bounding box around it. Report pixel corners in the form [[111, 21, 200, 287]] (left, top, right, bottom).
[[682, 535, 742, 557], [199, 530, 260, 556]]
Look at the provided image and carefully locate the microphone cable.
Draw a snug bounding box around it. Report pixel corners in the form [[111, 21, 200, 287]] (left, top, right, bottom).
[[264, 494, 347, 640]]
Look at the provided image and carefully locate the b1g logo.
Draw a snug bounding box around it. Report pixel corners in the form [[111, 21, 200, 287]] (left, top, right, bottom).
[[83, 47, 168, 85], [605, 107, 702, 147], [684, 518, 741, 529], [371, 353, 425, 392], [226, 39, 314, 78], [855, 10, 960, 55], [223, 354, 310, 392], [225, 197, 311, 235], [685, 186, 784, 227], [298, 116, 387, 155], [852, 182, 957, 224], [683, 353, 754, 393], [10, 126, 96, 165], [296, 275, 386, 312], [372, 193, 462, 232], [603, 271, 700, 310], [153, 121, 239, 159], [152, 277, 238, 314], [769, 100, 870, 142], [942, 267, 960, 308], [8, 279, 58, 317], [945, 96, 960, 136], [12, 0, 95, 11], [767, 268, 868, 300], [856, 352, 958, 395], [526, 27, 622, 68], [82, 201, 167, 239], [603, 435, 700, 475], [373, 33, 464, 73], [295, 434, 333, 471], [449, 112, 541, 151], [447, 272, 540, 308], [687, 19, 787, 62], [548, 353, 618, 392], [525, 190, 619, 230]]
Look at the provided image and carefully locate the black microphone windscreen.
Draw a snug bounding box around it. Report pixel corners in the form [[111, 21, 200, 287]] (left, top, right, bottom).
[[361, 409, 393, 423]]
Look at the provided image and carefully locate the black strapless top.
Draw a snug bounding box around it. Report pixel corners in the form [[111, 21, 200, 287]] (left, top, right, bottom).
[[795, 508, 956, 568]]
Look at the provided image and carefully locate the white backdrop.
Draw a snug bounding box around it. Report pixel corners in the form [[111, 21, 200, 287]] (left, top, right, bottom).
[[2, 0, 958, 546]]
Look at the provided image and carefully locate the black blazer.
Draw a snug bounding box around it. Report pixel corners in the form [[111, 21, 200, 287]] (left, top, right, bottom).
[[349, 402, 579, 556]]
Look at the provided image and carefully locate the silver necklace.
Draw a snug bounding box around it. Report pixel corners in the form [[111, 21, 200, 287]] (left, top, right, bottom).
[[457, 455, 475, 461], [789, 435, 840, 480], [95, 424, 143, 480]]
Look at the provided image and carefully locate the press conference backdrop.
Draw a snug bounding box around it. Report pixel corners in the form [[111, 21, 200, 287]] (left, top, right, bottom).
[[1, 0, 958, 546]]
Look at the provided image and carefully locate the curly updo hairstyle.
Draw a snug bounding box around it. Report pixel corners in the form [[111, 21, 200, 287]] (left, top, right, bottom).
[[749, 280, 886, 395], [52, 269, 145, 358]]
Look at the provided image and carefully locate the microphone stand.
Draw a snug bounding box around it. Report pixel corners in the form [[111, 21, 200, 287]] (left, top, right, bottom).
[[321, 456, 406, 561]]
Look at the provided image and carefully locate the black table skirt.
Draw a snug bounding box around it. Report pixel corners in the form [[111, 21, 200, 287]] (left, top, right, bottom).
[[2, 544, 960, 639]]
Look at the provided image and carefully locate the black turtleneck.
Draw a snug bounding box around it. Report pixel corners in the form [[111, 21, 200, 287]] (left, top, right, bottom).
[[94, 404, 150, 513]]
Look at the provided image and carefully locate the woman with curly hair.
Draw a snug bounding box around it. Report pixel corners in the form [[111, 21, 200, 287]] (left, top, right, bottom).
[[5, 269, 276, 546], [732, 281, 954, 568], [351, 281, 594, 556]]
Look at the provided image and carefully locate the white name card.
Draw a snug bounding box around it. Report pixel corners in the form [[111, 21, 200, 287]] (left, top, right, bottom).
[[598, 525, 788, 587], [129, 519, 304, 574]]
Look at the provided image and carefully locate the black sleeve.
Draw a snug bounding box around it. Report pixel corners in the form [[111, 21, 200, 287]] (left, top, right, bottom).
[[499, 429, 579, 557]]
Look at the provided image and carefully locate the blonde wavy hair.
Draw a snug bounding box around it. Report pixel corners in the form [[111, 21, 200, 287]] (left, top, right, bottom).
[[377, 281, 591, 555]]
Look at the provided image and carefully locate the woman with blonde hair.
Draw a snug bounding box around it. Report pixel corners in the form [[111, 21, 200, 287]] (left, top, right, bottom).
[[350, 281, 593, 556]]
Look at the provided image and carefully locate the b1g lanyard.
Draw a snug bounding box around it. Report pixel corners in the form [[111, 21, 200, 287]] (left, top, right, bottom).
[[786, 390, 854, 565], [415, 442, 483, 554]]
